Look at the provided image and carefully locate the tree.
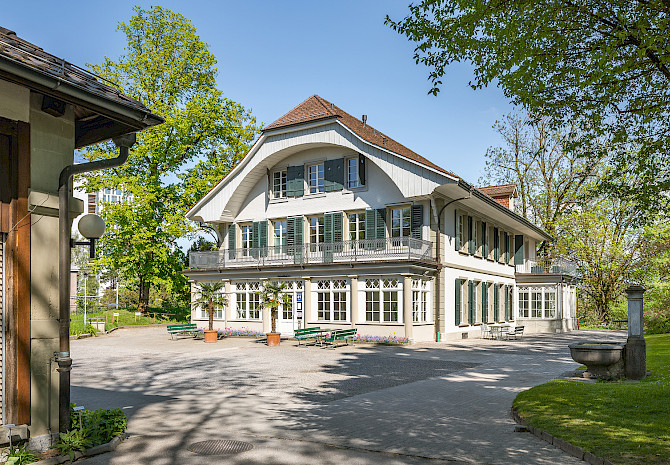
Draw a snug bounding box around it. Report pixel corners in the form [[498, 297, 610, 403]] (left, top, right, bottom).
[[386, 1, 670, 215], [259, 281, 292, 334], [480, 112, 605, 251], [192, 282, 226, 332], [553, 199, 641, 322], [80, 6, 259, 311]]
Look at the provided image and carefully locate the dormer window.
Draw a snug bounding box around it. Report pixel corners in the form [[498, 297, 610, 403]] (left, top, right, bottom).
[[308, 163, 325, 194], [272, 170, 287, 199]]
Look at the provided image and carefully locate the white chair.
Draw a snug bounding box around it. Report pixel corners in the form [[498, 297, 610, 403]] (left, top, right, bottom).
[[481, 324, 492, 339]]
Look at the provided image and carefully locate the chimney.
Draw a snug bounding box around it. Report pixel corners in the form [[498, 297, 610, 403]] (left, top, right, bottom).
[[362, 115, 367, 126]]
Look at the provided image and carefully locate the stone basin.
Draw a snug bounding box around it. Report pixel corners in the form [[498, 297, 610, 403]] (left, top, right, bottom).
[[568, 341, 625, 379]]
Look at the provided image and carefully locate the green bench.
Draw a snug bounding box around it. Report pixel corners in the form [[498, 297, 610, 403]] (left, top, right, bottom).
[[321, 328, 357, 348], [294, 327, 323, 346], [167, 323, 200, 340]]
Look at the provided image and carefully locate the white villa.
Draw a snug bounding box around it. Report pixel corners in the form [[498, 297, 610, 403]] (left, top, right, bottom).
[[184, 95, 578, 342]]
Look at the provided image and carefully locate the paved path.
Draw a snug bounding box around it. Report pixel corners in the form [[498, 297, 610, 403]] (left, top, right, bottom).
[[71, 327, 626, 464]]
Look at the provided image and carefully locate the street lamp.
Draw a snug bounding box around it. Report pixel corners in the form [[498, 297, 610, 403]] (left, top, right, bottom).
[[73, 214, 105, 259]]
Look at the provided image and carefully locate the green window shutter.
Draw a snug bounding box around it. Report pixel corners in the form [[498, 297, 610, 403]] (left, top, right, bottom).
[[493, 227, 499, 261], [375, 209, 386, 239], [514, 235, 524, 265], [365, 209, 376, 241], [358, 154, 366, 185], [324, 213, 334, 243], [286, 165, 304, 197], [468, 216, 475, 254], [482, 284, 487, 322], [228, 224, 236, 259], [468, 281, 475, 324], [455, 211, 461, 250], [503, 232, 509, 263], [504, 285, 510, 320], [251, 222, 260, 249], [288, 216, 304, 264], [333, 212, 343, 243], [411, 204, 423, 239], [259, 220, 268, 256], [493, 284, 500, 322], [455, 279, 461, 325], [294, 216, 304, 245], [482, 222, 488, 257], [324, 158, 344, 192]]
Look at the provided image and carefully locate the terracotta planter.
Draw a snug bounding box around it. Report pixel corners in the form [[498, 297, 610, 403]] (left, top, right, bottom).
[[266, 332, 281, 346], [203, 330, 218, 343]]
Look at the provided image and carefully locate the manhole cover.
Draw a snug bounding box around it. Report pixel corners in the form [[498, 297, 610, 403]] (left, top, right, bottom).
[[187, 440, 254, 455]]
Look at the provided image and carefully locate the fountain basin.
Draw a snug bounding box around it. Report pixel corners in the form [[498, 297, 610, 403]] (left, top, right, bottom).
[[568, 342, 625, 379]]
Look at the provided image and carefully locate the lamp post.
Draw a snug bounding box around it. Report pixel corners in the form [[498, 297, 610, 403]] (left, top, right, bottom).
[[75, 214, 105, 326]]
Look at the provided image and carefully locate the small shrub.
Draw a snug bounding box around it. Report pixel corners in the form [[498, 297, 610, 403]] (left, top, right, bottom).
[[217, 327, 265, 337], [645, 307, 670, 334], [6, 444, 39, 464], [354, 333, 409, 344], [70, 403, 127, 445], [52, 429, 91, 461]]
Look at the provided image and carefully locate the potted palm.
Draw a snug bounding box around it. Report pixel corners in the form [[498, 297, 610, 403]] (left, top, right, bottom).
[[192, 282, 226, 343], [260, 281, 292, 346]]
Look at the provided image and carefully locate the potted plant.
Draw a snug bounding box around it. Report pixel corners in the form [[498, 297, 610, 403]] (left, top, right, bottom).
[[192, 282, 226, 343], [259, 281, 291, 346]]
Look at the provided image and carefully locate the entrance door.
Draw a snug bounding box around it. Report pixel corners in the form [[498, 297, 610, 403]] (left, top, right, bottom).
[[275, 280, 303, 336]]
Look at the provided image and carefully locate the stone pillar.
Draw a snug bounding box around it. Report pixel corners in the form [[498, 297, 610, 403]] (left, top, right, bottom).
[[349, 275, 358, 327], [403, 275, 413, 341], [261, 279, 270, 333], [224, 280, 232, 327], [304, 278, 312, 326], [625, 285, 646, 380]]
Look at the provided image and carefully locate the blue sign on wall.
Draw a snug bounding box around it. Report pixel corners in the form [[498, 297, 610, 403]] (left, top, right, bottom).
[[296, 292, 303, 303]]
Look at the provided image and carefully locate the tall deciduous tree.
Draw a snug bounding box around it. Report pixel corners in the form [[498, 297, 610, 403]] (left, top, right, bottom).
[[387, 1, 670, 216], [81, 6, 259, 311], [480, 112, 605, 251]]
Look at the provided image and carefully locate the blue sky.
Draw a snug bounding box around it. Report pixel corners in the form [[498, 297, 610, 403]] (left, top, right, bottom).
[[4, 1, 514, 185]]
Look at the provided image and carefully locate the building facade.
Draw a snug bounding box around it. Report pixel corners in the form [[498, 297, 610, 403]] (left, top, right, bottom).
[[184, 95, 577, 342]]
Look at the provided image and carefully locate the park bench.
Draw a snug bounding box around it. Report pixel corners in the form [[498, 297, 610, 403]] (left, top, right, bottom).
[[321, 328, 357, 348], [167, 323, 200, 340], [504, 325, 524, 340], [294, 327, 323, 346]]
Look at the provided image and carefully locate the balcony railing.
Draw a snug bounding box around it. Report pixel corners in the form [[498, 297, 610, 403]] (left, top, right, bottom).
[[189, 237, 434, 270], [515, 258, 578, 276]]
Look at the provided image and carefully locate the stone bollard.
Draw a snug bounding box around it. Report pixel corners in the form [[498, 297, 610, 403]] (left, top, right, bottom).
[[624, 285, 646, 380]]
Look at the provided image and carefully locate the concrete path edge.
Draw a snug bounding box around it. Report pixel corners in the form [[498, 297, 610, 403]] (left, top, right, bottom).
[[39, 435, 124, 465], [511, 407, 616, 465]]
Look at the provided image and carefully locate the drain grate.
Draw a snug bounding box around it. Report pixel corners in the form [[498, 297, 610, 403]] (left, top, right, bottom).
[[187, 440, 254, 455]]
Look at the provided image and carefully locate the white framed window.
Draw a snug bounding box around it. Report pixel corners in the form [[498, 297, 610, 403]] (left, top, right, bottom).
[[365, 277, 400, 322], [390, 207, 411, 238], [199, 288, 224, 320], [309, 216, 324, 246], [308, 163, 325, 194], [518, 286, 557, 319], [544, 291, 556, 318], [411, 278, 430, 322], [273, 220, 287, 249], [347, 157, 363, 189], [234, 281, 261, 320], [315, 279, 348, 321], [348, 212, 365, 244], [272, 170, 287, 199], [241, 225, 253, 256], [277, 280, 302, 320], [519, 289, 529, 318]]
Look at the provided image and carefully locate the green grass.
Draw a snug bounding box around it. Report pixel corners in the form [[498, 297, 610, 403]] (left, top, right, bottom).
[[70, 308, 188, 335], [513, 334, 670, 465]]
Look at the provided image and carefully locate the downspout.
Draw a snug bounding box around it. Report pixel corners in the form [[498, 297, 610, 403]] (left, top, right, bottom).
[[432, 187, 473, 341], [57, 133, 136, 433]]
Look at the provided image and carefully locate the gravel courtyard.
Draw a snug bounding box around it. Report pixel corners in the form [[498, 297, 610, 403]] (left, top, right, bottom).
[[71, 326, 625, 464]]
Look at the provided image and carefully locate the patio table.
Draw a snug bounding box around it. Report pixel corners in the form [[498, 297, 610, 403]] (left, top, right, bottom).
[[489, 324, 511, 340]]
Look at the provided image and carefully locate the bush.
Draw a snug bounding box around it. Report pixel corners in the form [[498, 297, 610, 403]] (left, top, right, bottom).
[[52, 429, 91, 461], [69, 404, 127, 446], [6, 444, 39, 464], [645, 307, 670, 334]]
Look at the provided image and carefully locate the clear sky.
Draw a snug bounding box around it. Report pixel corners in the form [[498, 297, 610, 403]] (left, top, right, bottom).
[[3, 0, 514, 185]]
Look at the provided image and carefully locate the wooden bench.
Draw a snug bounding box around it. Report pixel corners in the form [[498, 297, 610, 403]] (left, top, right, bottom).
[[321, 328, 357, 348], [294, 327, 323, 346], [167, 324, 199, 340]]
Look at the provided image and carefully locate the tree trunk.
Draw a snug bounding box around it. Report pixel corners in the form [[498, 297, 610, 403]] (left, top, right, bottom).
[[138, 277, 150, 313], [271, 308, 277, 333], [208, 298, 214, 331]]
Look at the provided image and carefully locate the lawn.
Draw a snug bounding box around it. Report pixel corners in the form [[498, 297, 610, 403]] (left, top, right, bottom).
[[70, 307, 188, 335], [513, 333, 670, 465]]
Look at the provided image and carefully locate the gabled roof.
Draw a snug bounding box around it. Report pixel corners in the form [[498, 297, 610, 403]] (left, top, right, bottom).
[[265, 95, 458, 179], [0, 26, 163, 147], [479, 183, 518, 198]]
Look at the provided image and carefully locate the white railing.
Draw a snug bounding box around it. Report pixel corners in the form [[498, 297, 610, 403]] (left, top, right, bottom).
[[515, 258, 577, 276], [189, 237, 434, 270]]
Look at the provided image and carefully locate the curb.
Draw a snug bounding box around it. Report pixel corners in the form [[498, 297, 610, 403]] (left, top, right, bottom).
[[511, 408, 616, 465], [39, 435, 123, 464]]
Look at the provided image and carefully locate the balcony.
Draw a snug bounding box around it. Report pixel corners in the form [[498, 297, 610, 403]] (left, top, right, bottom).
[[515, 258, 578, 276], [189, 237, 434, 270]]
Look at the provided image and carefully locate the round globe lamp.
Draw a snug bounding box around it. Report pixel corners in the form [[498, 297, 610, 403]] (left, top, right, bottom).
[[78, 214, 105, 239]]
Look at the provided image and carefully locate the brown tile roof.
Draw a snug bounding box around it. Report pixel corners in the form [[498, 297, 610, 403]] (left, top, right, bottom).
[[265, 95, 459, 179], [478, 184, 518, 198], [0, 26, 151, 114]]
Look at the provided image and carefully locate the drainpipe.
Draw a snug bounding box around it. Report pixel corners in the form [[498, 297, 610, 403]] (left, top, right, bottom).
[[57, 133, 136, 433], [432, 188, 473, 341]]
